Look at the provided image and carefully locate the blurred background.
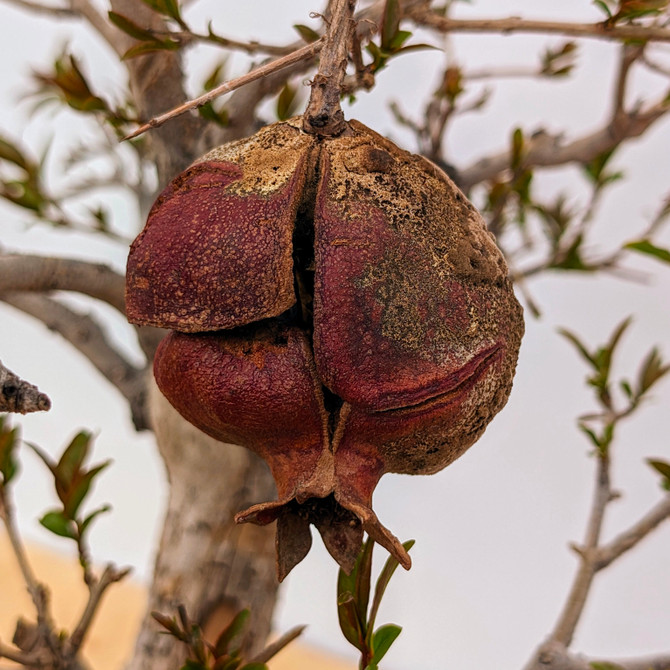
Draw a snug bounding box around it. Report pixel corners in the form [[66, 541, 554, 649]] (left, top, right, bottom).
[[0, 1, 669, 668]]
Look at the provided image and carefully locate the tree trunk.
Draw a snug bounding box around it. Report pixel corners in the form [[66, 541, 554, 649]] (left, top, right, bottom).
[[125, 376, 278, 670]]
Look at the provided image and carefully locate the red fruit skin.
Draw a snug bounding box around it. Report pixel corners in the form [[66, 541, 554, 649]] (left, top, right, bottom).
[[126, 122, 313, 332], [153, 324, 329, 503], [128, 117, 525, 578], [313, 120, 523, 471]]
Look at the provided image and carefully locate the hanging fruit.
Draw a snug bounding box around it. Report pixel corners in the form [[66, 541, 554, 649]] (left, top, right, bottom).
[[126, 117, 524, 580]]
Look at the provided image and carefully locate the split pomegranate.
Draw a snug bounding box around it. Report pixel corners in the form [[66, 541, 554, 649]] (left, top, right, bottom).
[[126, 118, 524, 579]]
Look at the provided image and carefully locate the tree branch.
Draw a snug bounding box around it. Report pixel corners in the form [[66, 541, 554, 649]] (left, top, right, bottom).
[[1, 293, 149, 430], [596, 494, 670, 570], [550, 454, 612, 647], [0, 0, 74, 17], [0, 254, 126, 315], [0, 359, 50, 413], [459, 94, 669, 189], [408, 11, 670, 44], [66, 564, 130, 658], [302, 0, 356, 136], [123, 37, 325, 141]]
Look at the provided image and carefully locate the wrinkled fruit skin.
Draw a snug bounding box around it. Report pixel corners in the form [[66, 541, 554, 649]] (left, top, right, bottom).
[[126, 118, 524, 580]]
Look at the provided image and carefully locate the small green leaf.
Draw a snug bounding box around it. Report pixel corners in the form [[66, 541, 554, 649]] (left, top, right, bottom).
[[368, 540, 414, 633], [180, 661, 207, 670], [337, 593, 365, 651], [276, 83, 298, 121], [57, 430, 91, 487], [40, 510, 77, 539], [371, 624, 401, 664], [108, 11, 157, 41], [355, 537, 374, 635], [579, 423, 602, 450], [123, 39, 180, 60], [637, 347, 670, 396], [388, 29, 412, 50], [647, 459, 670, 490], [592, 0, 613, 18], [381, 0, 401, 50], [79, 504, 112, 536], [0, 137, 31, 170], [293, 24, 320, 43], [624, 239, 670, 265], [214, 608, 250, 657], [511, 128, 524, 169], [558, 329, 597, 369], [63, 459, 111, 519], [589, 662, 625, 670], [0, 417, 20, 485]]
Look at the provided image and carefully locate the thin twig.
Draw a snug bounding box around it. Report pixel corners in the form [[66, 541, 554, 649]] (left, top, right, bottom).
[[409, 11, 670, 44], [550, 454, 611, 647], [596, 495, 670, 570], [0, 487, 55, 637], [302, 0, 356, 136], [123, 38, 325, 140], [66, 564, 130, 657], [1, 0, 74, 17], [459, 93, 669, 188]]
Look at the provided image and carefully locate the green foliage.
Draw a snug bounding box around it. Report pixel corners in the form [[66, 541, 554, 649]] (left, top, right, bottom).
[[647, 459, 670, 491], [108, 12, 180, 59], [590, 662, 626, 670], [560, 319, 670, 456], [365, 0, 434, 74], [294, 24, 320, 44], [27, 431, 111, 557], [624, 239, 670, 264], [276, 83, 301, 121], [541, 42, 578, 77], [152, 605, 298, 670], [337, 537, 414, 669], [0, 415, 20, 486]]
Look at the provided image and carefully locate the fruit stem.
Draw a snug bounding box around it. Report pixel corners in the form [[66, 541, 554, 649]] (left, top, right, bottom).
[[303, 0, 356, 137]]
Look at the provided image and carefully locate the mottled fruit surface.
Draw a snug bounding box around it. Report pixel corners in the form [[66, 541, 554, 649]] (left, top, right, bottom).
[[127, 117, 524, 579]]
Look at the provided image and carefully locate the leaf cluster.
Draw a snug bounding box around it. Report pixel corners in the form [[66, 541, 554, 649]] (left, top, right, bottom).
[[365, 0, 434, 75], [28, 431, 111, 554], [152, 605, 293, 670], [337, 537, 414, 670], [560, 318, 670, 462]]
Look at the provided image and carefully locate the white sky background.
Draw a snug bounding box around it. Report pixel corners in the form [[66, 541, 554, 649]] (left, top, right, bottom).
[[1, 1, 669, 669]]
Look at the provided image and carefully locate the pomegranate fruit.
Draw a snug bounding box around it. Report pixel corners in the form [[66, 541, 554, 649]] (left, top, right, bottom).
[[126, 117, 524, 579]]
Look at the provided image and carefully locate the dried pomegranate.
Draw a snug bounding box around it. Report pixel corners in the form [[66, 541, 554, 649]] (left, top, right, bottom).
[[126, 117, 524, 579]]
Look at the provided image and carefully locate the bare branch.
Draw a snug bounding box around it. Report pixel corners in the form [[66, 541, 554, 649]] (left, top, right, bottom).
[[0, 359, 51, 413], [0, 0, 74, 17], [524, 640, 670, 670], [123, 37, 325, 141], [1, 293, 149, 430], [408, 11, 670, 44], [66, 564, 131, 657], [302, 0, 356, 137], [596, 494, 670, 570], [549, 454, 612, 647], [0, 487, 56, 651], [0, 254, 126, 315], [459, 94, 669, 188]]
